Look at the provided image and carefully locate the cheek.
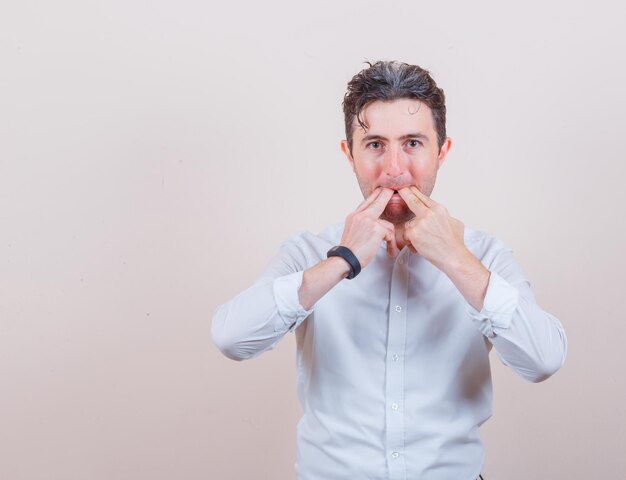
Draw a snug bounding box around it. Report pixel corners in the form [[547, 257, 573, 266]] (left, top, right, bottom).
[[407, 163, 427, 180], [356, 162, 382, 181], [407, 162, 439, 195], [408, 159, 437, 179]]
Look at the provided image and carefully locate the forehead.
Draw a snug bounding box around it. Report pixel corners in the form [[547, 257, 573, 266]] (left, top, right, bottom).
[[355, 98, 436, 138]]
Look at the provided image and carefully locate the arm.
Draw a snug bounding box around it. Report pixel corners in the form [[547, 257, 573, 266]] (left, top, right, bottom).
[[211, 237, 313, 361], [398, 186, 567, 383], [212, 187, 398, 361], [298, 257, 350, 310], [464, 247, 568, 383], [299, 186, 402, 309], [441, 242, 567, 383]]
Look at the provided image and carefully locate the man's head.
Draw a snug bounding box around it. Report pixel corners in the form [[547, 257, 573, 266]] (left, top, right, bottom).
[[343, 61, 447, 155], [341, 61, 452, 224]]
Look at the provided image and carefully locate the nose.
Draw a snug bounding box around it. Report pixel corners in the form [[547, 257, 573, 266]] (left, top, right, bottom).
[[382, 145, 407, 179]]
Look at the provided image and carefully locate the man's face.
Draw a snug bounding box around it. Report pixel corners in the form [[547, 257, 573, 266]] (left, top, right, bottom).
[[341, 98, 452, 224]]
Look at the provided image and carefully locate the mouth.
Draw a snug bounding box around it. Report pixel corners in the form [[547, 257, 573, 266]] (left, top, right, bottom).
[[378, 186, 409, 203], [389, 190, 404, 204], [381, 185, 409, 193]]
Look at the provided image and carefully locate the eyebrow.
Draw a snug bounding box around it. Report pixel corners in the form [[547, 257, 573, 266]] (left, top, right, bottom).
[[361, 132, 430, 144]]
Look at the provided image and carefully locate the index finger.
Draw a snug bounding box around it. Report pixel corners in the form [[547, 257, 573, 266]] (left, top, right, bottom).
[[355, 187, 384, 213], [409, 186, 436, 208], [364, 188, 394, 217], [398, 187, 430, 215]]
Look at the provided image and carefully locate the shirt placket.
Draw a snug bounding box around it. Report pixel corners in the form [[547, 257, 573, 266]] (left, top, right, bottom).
[[385, 252, 409, 479]]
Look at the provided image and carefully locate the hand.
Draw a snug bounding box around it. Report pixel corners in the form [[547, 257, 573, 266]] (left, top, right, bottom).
[[340, 188, 399, 269], [398, 186, 468, 272]]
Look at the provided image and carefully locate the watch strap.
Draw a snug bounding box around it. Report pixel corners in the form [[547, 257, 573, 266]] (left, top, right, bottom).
[[327, 245, 361, 280]]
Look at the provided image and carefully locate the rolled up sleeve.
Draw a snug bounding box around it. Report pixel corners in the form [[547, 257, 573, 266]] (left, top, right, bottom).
[[466, 271, 520, 338], [211, 235, 314, 361], [465, 247, 568, 383], [273, 271, 314, 333]]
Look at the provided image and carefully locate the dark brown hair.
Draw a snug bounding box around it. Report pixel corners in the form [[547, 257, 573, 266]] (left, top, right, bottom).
[[342, 61, 447, 153]]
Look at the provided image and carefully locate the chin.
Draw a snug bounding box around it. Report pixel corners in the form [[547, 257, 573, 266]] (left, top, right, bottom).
[[381, 207, 415, 225]]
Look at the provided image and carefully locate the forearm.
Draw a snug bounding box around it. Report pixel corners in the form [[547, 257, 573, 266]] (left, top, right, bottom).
[[212, 279, 290, 361], [298, 256, 351, 310], [443, 248, 490, 311], [212, 257, 350, 359], [461, 249, 568, 383], [487, 293, 567, 382]]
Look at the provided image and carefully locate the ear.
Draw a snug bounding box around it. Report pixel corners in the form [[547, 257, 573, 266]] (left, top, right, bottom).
[[340, 140, 356, 172], [437, 137, 452, 168]]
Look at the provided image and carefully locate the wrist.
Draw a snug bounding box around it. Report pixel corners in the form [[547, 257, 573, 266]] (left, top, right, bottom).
[[441, 247, 478, 276], [299, 256, 352, 311], [326, 256, 351, 279], [327, 245, 362, 279]]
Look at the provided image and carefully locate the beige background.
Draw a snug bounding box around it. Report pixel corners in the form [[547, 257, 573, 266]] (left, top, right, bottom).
[[1, 0, 625, 479]]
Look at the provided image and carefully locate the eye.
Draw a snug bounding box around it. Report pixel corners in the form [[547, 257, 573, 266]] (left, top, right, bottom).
[[406, 139, 420, 148], [367, 141, 382, 150]]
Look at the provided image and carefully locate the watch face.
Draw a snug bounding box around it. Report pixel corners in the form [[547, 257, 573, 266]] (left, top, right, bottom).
[[328, 246, 345, 258]]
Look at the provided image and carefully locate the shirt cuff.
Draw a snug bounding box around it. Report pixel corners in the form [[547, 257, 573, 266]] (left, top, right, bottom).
[[466, 271, 520, 338], [273, 271, 313, 333]]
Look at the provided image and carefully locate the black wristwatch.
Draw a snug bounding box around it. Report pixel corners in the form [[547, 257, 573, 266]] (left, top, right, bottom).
[[327, 246, 362, 280]]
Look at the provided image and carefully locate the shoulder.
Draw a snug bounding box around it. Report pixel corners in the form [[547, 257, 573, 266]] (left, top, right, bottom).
[[464, 227, 513, 267], [277, 221, 345, 266]]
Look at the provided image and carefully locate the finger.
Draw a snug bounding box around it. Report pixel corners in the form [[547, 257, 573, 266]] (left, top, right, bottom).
[[385, 230, 398, 258], [403, 229, 418, 254], [365, 188, 394, 218], [398, 187, 429, 216], [355, 187, 383, 213], [409, 185, 436, 208], [380, 220, 399, 258]]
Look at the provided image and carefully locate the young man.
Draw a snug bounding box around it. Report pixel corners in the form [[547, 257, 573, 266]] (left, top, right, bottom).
[[212, 61, 567, 480]]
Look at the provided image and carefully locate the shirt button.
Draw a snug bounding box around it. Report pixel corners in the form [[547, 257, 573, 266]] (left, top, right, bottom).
[[392, 354, 399, 362], [391, 403, 399, 410], [399, 259, 404, 265], [395, 305, 402, 312], [391, 451, 400, 459]]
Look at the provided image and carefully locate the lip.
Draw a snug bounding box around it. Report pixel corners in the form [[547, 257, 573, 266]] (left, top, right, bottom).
[[380, 186, 410, 193], [388, 192, 405, 203]]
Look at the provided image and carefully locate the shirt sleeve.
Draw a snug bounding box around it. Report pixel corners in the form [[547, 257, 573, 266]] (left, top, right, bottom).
[[465, 247, 568, 383], [211, 236, 314, 361]]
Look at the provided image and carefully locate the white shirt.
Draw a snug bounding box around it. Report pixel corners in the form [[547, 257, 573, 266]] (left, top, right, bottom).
[[211, 223, 567, 480]]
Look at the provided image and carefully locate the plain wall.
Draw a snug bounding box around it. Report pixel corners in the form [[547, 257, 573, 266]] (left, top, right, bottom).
[[1, 0, 625, 478]]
